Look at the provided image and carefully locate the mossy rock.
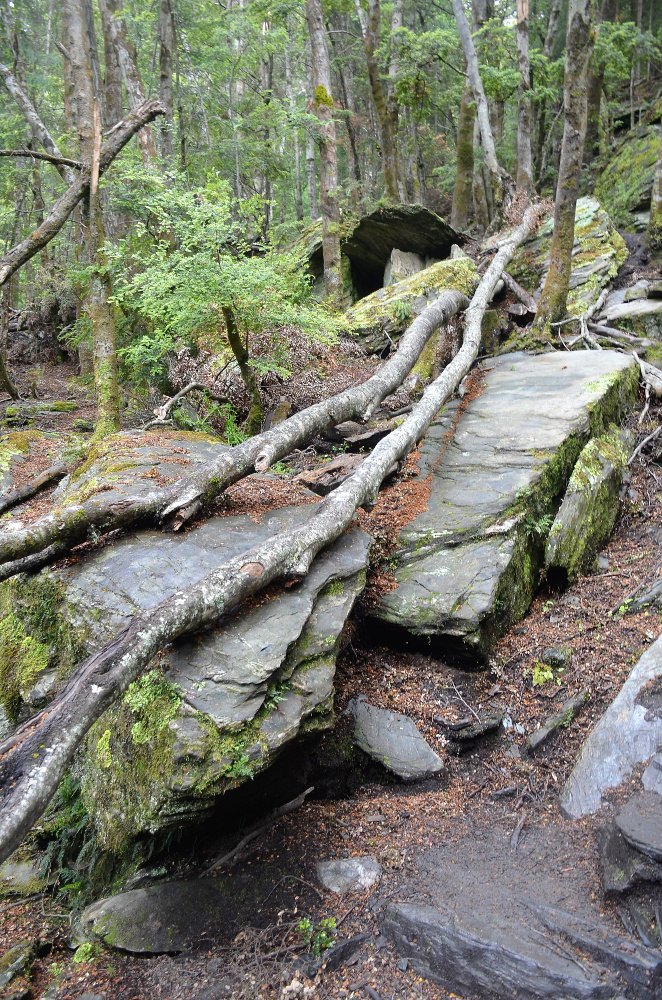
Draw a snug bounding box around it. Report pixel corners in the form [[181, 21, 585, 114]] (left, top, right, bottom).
[[544, 425, 634, 586], [345, 257, 479, 353], [0, 430, 44, 491], [595, 123, 661, 231], [4, 401, 77, 427]]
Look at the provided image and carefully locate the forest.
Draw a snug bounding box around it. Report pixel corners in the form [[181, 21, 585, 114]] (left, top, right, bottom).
[[1, 0, 662, 997]]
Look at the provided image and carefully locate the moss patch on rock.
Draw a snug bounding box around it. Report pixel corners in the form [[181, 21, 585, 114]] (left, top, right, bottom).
[[595, 123, 661, 230]]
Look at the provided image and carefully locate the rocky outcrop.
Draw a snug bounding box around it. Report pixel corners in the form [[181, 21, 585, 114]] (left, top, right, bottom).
[[507, 197, 628, 319], [599, 280, 662, 340], [561, 636, 662, 819], [545, 426, 634, 586], [372, 351, 637, 663], [345, 257, 478, 353], [595, 123, 662, 231], [0, 432, 370, 848], [347, 699, 443, 780], [300, 204, 460, 303]]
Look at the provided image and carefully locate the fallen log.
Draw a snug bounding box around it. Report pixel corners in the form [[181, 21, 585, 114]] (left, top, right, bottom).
[[0, 289, 469, 574], [0, 205, 538, 865], [0, 462, 68, 517], [0, 99, 166, 288]]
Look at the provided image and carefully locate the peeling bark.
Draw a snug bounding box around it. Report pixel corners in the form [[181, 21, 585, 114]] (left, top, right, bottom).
[[0, 100, 166, 288], [0, 207, 537, 865]]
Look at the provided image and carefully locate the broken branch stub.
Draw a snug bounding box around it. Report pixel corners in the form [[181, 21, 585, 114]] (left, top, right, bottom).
[[0, 206, 537, 865], [0, 289, 468, 575]]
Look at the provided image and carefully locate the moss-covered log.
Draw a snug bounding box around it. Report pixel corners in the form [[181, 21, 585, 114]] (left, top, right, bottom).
[[0, 206, 538, 864]]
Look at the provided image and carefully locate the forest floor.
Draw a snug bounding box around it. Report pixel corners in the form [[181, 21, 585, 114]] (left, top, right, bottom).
[[2, 331, 662, 999]]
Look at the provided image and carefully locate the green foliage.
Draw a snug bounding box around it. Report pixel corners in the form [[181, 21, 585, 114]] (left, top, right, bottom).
[[296, 916, 337, 955], [72, 943, 101, 964], [123, 670, 181, 746], [0, 613, 49, 721], [531, 660, 554, 687]]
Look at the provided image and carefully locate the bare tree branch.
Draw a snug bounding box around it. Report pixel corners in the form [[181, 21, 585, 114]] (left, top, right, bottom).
[[0, 149, 84, 169]]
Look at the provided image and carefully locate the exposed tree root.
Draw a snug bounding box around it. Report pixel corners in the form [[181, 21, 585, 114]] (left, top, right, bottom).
[[0, 206, 538, 865]]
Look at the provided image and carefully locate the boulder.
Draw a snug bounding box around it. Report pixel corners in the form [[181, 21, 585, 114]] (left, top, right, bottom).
[[4, 400, 77, 427], [561, 637, 662, 819], [595, 122, 662, 231], [300, 204, 460, 304], [596, 823, 662, 894], [383, 249, 426, 286], [507, 197, 628, 318], [545, 426, 634, 586], [372, 351, 637, 663], [616, 792, 662, 863], [316, 856, 381, 894], [347, 699, 444, 780], [0, 433, 371, 848], [642, 753, 662, 796], [345, 257, 479, 353]]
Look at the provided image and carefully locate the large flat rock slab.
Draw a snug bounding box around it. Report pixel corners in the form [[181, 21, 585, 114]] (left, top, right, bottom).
[[616, 793, 662, 863], [347, 699, 443, 780], [0, 501, 370, 845], [373, 350, 636, 662], [560, 636, 662, 819]]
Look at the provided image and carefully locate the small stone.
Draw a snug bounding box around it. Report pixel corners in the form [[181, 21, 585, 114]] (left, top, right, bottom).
[[72, 418, 94, 433], [616, 791, 662, 862], [450, 244, 470, 260], [642, 753, 662, 796], [316, 856, 381, 894], [396, 957, 408, 971], [347, 699, 444, 781], [322, 934, 368, 971], [596, 555, 610, 571], [541, 645, 573, 671]]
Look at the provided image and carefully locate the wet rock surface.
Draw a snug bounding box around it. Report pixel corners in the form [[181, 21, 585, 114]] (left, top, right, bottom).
[[347, 699, 444, 780], [616, 792, 662, 862], [561, 636, 662, 818], [373, 350, 636, 662]]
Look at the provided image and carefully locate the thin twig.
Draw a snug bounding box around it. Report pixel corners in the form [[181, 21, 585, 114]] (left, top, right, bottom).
[[628, 425, 662, 466], [450, 680, 480, 721]]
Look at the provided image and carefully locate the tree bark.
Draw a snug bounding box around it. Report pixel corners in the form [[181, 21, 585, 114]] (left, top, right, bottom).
[[0, 100, 165, 287], [472, 120, 490, 234], [0, 287, 19, 399], [452, 0, 503, 207], [222, 305, 263, 435], [305, 0, 342, 307], [516, 0, 532, 193], [0, 287, 470, 570], [451, 80, 475, 230], [583, 0, 616, 167], [0, 209, 540, 864], [647, 129, 662, 257], [304, 49, 319, 219], [355, 0, 400, 202], [535, 0, 596, 328], [285, 32, 304, 221], [98, 0, 122, 126], [99, 0, 158, 165], [159, 0, 175, 164]]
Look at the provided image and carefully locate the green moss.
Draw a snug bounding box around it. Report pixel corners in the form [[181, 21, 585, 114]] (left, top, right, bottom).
[[0, 614, 49, 720], [0, 430, 42, 473], [314, 84, 333, 108], [595, 123, 661, 229], [323, 579, 345, 597]]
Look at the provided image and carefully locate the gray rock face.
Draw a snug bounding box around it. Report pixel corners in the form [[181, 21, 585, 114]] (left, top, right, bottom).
[[643, 754, 662, 796], [597, 823, 662, 893], [383, 249, 426, 286], [616, 793, 662, 863], [347, 699, 443, 780], [545, 426, 633, 586], [560, 637, 662, 819], [316, 856, 381, 894], [373, 351, 636, 662], [383, 902, 625, 1000]]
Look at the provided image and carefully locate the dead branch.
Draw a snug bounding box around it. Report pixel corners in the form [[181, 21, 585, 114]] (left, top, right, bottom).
[[0, 288, 469, 573], [501, 271, 537, 313], [0, 462, 68, 517], [0, 149, 83, 169], [0, 99, 166, 288], [628, 424, 662, 466], [142, 381, 229, 430], [0, 206, 538, 866]]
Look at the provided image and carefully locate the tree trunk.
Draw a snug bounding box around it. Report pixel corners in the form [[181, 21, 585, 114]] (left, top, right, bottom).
[[305, 49, 319, 219], [222, 305, 263, 434], [583, 0, 616, 167], [472, 121, 489, 234], [0, 286, 471, 571], [99, 0, 158, 166], [305, 0, 342, 307], [285, 32, 304, 221], [0, 287, 19, 399], [533, 0, 564, 181], [82, 0, 104, 119], [0, 208, 539, 866], [535, 0, 596, 328], [452, 0, 503, 207], [451, 80, 476, 230], [159, 0, 175, 165], [516, 0, 532, 193], [647, 130, 662, 257], [388, 0, 403, 196], [0, 101, 164, 288], [98, 0, 122, 125], [354, 0, 399, 202]]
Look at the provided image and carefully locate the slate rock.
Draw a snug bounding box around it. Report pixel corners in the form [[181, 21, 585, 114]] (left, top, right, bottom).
[[524, 690, 589, 755], [642, 754, 662, 796], [322, 933, 369, 971], [545, 426, 633, 587], [374, 350, 637, 663], [616, 792, 662, 862], [596, 823, 662, 893], [316, 856, 381, 894], [383, 248, 426, 286], [383, 902, 622, 1000], [0, 858, 45, 896], [347, 699, 444, 780], [561, 636, 662, 819]]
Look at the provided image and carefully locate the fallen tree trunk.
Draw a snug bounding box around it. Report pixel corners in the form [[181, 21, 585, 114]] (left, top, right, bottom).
[[0, 462, 68, 517], [0, 289, 469, 573], [0, 206, 538, 865], [0, 99, 165, 288]]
